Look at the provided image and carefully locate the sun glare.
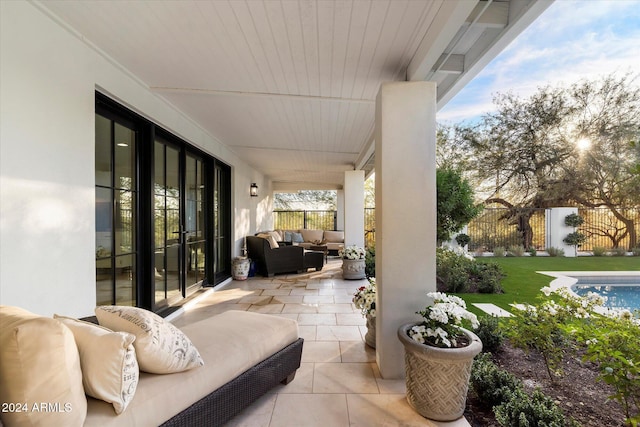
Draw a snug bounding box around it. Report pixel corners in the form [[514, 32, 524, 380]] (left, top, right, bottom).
[[576, 138, 591, 151]]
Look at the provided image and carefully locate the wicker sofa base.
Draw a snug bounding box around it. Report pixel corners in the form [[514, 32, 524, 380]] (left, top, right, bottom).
[[161, 337, 304, 427]]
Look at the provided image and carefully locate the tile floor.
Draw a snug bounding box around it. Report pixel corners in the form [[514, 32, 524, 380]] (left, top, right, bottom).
[[172, 259, 470, 427]]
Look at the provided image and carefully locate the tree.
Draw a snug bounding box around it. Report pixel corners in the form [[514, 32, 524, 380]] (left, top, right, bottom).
[[455, 73, 640, 250], [436, 168, 482, 243], [274, 190, 336, 210], [568, 74, 640, 249]]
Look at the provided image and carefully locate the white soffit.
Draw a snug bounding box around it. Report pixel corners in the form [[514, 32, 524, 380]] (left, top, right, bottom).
[[40, 0, 551, 188]]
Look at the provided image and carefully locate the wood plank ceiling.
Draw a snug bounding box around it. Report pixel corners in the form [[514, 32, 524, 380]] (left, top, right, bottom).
[[41, 0, 549, 189]]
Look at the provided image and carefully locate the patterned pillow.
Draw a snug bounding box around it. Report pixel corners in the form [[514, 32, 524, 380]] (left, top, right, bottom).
[[54, 314, 139, 414], [95, 306, 204, 374], [291, 232, 304, 243]]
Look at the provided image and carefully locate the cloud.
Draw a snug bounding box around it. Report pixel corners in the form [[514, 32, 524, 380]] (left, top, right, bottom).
[[438, 0, 640, 123]]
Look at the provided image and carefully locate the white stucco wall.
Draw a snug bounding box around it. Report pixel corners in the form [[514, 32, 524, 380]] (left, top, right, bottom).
[[545, 207, 579, 257], [0, 2, 264, 317]]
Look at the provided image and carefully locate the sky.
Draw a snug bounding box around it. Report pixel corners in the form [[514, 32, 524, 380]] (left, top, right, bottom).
[[437, 0, 640, 124]]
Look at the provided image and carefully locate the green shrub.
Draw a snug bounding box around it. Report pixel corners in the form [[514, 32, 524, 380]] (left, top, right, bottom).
[[474, 315, 505, 353], [633, 247, 640, 256], [455, 233, 471, 247], [495, 388, 571, 427], [564, 213, 584, 228], [507, 245, 526, 257], [469, 262, 504, 294], [592, 246, 607, 256], [471, 353, 522, 407], [494, 246, 506, 257], [573, 311, 640, 425], [365, 246, 375, 278], [527, 247, 537, 257], [436, 248, 505, 294], [436, 248, 472, 293], [546, 247, 565, 257], [611, 247, 627, 257]]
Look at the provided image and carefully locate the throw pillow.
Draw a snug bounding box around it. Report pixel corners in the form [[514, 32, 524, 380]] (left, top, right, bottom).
[[284, 231, 293, 242], [291, 232, 304, 243], [95, 306, 204, 374], [0, 306, 87, 427], [53, 315, 139, 414], [257, 232, 279, 248]]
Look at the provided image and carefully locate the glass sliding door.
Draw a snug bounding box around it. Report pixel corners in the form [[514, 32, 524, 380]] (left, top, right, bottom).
[[95, 93, 231, 312], [212, 162, 231, 282], [95, 113, 137, 306], [154, 140, 182, 306], [185, 154, 206, 295]]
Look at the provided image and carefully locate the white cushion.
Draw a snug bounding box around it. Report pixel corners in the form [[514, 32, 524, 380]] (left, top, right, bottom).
[[95, 306, 204, 374], [0, 306, 87, 427], [84, 310, 299, 427], [54, 315, 139, 414]]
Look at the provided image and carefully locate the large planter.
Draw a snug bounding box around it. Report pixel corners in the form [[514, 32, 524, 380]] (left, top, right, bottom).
[[232, 257, 251, 280], [397, 323, 482, 421], [342, 258, 366, 280], [364, 315, 376, 348]]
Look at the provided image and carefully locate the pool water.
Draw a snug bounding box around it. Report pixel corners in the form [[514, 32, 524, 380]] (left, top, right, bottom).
[[572, 276, 640, 311]]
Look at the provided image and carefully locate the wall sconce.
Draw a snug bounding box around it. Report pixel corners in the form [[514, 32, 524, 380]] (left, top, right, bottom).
[[250, 183, 258, 197]]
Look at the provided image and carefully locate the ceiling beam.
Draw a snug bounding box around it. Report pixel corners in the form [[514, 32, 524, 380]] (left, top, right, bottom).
[[406, 0, 478, 82], [466, 1, 509, 29], [433, 54, 465, 74]]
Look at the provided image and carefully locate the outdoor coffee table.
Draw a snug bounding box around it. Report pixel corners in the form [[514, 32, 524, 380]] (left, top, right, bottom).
[[309, 244, 328, 262]]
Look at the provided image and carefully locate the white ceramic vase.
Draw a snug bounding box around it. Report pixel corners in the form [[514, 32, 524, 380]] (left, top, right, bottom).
[[342, 258, 366, 280]]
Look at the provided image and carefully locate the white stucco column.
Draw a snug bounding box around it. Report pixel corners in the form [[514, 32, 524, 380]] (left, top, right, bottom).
[[375, 81, 437, 379], [343, 170, 365, 248], [336, 190, 345, 231]]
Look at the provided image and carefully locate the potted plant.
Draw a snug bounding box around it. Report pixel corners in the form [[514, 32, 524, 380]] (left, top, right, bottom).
[[397, 292, 482, 421], [353, 278, 376, 348], [339, 245, 366, 279], [564, 213, 586, 257]]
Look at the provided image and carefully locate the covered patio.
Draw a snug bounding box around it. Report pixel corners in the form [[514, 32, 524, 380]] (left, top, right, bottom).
[[1, 1, 552, 423], [172, 260, 468, 426]]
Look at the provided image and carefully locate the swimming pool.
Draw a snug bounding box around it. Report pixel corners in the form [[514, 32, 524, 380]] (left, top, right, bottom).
[[571, 276, 640, 311]]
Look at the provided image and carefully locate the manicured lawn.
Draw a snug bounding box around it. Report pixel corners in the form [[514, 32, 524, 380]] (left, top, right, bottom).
[[457, 256, 640, 316]]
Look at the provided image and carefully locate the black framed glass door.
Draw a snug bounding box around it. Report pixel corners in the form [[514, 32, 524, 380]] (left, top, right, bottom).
[[95, 113, 138, 306], [95, 92, 231, 312], [154, 139, 208, 308]]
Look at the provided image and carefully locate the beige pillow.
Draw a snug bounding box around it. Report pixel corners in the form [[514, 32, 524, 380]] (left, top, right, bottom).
[[53, 315, 139, 414], [269, 230, 282, 241], [256, 232, 279, 249], [95, 306, 204, 374], [0, 306, 87, 427]]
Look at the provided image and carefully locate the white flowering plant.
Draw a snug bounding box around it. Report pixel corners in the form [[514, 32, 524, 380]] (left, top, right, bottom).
[[408, 292, 479, 348], [340, 245, 366, 260], [353, 277, 376, 317]]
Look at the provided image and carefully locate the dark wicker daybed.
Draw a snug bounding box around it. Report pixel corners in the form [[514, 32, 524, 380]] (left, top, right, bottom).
[[161, 337, 303, 426]]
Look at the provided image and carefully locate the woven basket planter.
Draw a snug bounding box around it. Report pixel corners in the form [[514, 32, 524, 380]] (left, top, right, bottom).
[[397, 323, 482, 421], [364, 315, 376, 348]]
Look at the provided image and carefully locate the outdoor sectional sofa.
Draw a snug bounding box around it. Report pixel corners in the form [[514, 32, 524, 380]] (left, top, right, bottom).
[[0, 306, 303, 427], [275, 229, 345, 253]]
